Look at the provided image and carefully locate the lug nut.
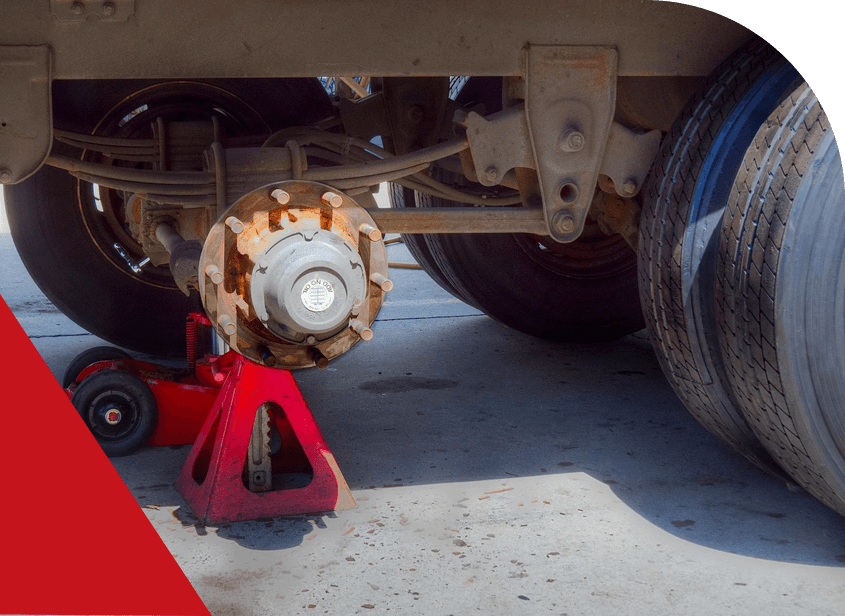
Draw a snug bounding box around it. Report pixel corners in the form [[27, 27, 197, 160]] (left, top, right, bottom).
[[370, 273, 394, 293], [205, 265, 224, 285], [484, 167, 500, 183], [217, 314, 237, 336], [359, 223, 382, 242], [271, 188, 291, 205], [225, 216, 244, 234], [0, 169, 12, 184], [321, 191, 343, 208]]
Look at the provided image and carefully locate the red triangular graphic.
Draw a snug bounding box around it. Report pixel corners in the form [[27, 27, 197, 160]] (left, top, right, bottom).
[[0, 295, 210, 616]]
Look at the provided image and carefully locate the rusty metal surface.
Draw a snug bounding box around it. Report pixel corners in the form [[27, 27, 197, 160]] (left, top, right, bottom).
[[199, 181, 389, 369], [0, 1, 750, 79], [0, 45, 51, 185], [367, 207, 548, 235]]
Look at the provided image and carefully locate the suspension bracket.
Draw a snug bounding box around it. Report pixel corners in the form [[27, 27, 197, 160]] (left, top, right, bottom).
[[463, 45, 660, 243]]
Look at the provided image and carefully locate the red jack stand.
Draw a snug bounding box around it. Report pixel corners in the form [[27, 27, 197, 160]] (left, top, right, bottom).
[[65, 313, 356, 524], [174, 354, 356, 525]]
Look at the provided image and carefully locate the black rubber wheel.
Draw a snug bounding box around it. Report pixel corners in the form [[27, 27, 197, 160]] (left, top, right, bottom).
[[638, 38, 799, 476], [387, 182, 474, 305], [71, 370, 158, 457], [6, 78, 331, 357], [412, 77, 643, 343], [62, 345, 131, 389], [717, 83, 845, 516]]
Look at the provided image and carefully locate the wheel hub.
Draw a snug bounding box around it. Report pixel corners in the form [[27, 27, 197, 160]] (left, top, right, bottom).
[[199, 180, 391, 369]]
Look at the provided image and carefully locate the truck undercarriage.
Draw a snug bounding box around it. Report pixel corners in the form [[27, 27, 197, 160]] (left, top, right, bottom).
[[2, 1, 844, 518]]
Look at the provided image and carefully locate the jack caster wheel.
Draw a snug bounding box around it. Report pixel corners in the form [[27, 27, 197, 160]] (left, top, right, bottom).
[[72, 370, 158, 457]]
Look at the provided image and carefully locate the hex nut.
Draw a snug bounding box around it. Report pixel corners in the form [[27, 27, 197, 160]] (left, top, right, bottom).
[[558, 128, 585, 153], [622, 180, 638, 196], [0, 169, 13, 184], [484, 167, 500, 183], [552, 211, 577, 235]]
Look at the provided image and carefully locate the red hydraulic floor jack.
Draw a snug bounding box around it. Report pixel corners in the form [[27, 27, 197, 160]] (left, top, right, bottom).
[[64, 313, 356, 525]]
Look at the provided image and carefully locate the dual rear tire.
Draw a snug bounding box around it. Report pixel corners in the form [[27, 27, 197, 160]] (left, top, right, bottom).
[[640, 39, 845, 515]]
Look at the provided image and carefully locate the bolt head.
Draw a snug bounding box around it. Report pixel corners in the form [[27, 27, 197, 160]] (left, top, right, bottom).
[[0, 169, 12, 184], [71, 2, 84, 14], [558, 129, 585, 153], [552, 211, 577, 235], [484, 167, 499, 183], [622, 180, 637, 196], [103, 2, 115, 15]]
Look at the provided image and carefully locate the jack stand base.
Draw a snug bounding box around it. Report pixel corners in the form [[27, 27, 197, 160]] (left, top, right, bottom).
[[175, 355, 356, 525]]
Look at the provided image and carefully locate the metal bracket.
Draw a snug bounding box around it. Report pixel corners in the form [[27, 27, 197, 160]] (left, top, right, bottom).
[[0, 46, 52, 185], [524, 45, 617, 242], [464, 106, 534, 186], [50, 0, 135, 23], [598, 123, 662, 199]]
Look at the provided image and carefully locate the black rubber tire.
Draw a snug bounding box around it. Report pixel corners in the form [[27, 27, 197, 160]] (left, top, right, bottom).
[[717, 83, 845, 516], [416, 77, 644, 343], [387, 182, 474, 305], [638, 38, 799, 476], [6, 78, 331, 357], [71, 370, 158, 457], [61, 346, 131, 389]]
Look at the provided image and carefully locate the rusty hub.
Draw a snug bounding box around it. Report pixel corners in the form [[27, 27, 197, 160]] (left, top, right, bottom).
[[199, 181, 390, 369]]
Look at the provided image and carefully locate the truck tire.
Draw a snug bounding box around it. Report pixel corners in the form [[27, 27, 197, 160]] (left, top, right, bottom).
[[717, 84, 845, 516], [638, 38, 798, 475], [6, 78, 331, 357], [411, 77, 643, 343], [423, 199, 645, 342]]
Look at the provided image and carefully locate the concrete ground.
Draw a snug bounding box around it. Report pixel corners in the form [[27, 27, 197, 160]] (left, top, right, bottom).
[[2, 188, 844, 616]]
